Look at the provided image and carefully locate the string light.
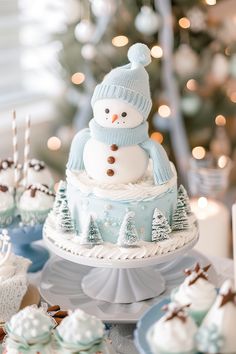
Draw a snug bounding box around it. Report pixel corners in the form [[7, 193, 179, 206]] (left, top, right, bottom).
[[151, 45, 163, 58], [217, 155, 228, 169], [186, 79, 197, 91], [158, 105, 171, 118], [198, 197, 208, 209], [215, 115, 226, 126], [225, 47, 231, 56], [47, 137, 61, 151], [151, 132, 164, 144], [179, 17, 190, 29], [112, 35, 129, 47], [205, 0, 216, 5], [230, 92, 236, 103], [71, 72, 85, 85], [192, 146, 206, 160]]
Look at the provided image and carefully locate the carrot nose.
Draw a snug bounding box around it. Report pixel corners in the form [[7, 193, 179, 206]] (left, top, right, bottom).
[[112, 114, 118, 123]]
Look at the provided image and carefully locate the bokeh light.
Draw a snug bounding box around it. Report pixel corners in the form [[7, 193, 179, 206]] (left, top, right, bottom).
[[151, 132, 164, 144], [151, 45, 163, 58], [192, 146, 206, 160], [186, 79, 197, 91], [158, 105, 171, 118], [112, 35, 129, 47], [47, 137, 62, 151], [215, 115, 226, 126], [71, 72, 85, 85], [198, 197, 208, 209], [179, 17, 190, 29]]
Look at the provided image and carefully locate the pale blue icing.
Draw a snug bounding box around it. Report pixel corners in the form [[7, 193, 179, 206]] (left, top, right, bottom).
[[67, 182, 177, 243]]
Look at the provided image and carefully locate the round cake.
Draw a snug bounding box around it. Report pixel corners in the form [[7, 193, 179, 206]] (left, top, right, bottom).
[[44, 43, 198, 261]]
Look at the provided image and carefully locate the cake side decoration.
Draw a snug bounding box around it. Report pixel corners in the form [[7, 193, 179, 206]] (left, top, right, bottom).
[[80, 215, 104, 246], [151, 208, 171, 242], [117, 211, 139, 248]]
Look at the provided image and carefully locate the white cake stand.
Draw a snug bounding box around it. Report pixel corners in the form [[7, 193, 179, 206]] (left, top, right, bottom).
[[43, 218, 199, 304]]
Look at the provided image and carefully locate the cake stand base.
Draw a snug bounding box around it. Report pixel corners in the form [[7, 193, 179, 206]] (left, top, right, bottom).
[[40, 250, 218, 323], [81, 267, 165, 303]]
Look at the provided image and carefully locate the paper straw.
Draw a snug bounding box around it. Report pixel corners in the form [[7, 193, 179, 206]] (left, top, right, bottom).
[[12, 110, 19, 188], [23, 115, 31, 188]]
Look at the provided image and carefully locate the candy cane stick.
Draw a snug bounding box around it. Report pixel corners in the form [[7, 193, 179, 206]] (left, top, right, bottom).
[[12, 110, 19, 188], [23, 115, 31, 188]]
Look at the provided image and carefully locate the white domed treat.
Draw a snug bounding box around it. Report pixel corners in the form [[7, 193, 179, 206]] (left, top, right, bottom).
[[19, 184, 55, 225], [0, 158, 16, 190], [0, 229, 31, 323], [172, 263, 217, 325], [196, 280, 236, 354], [25, 159, 54, 188], [4, 306, 55, 353], [55, 309, 113, 353], [0, 185, 15, 227], [147, 303, 198, 354]]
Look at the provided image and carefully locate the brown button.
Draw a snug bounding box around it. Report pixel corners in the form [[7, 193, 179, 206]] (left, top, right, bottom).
[[107, 169, 114, 176], [107, 156, 115, 164], [110, 144, 118, 151]]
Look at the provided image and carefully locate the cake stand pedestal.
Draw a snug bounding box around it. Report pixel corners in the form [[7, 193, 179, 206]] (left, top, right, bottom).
[[0, 217, 49, 272]]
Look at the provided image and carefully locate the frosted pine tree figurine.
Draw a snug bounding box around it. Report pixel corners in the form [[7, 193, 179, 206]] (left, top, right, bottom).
[[67, 43, 173, 185], [152, 208, 171, 242], [57, 200, 74, 234], [53, 180, 67, 215], [0, 229, 11, 266], [117, 212, 139, 248], [80, 215, 103, 246], [172, 199, 189, 231], [178, 185, 192, 215]]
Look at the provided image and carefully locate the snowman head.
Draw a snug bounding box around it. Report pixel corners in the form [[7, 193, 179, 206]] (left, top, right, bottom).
[[91, 43, 152, 124], [93, 98, 143, 128]]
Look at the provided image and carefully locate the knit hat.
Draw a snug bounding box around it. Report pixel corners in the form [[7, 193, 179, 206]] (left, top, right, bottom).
[[91, 43, 152, 120]]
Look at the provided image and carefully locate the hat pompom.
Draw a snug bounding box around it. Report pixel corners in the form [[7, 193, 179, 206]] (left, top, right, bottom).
[[128, 43, 151, 67]]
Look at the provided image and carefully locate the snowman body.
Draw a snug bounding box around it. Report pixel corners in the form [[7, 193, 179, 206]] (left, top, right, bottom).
[[83, 98, 149, 184], [83, 138, 148, 184]]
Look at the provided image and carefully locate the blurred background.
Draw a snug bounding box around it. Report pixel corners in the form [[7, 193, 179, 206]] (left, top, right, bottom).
[[0, 0, 236, 258]]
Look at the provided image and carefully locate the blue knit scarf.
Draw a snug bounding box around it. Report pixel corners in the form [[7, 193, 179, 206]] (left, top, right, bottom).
[[67, 119, 173, 184]]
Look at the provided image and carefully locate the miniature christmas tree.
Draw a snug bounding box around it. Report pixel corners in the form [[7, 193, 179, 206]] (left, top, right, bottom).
[[80, 215, 103, 246], [117, 212, 139, 248], [53, 180, 67, 215], [172, 199, 189, 232], [57, 199, 75, 233], [152, 208, 171, 242], [178, 185, 192, 215]]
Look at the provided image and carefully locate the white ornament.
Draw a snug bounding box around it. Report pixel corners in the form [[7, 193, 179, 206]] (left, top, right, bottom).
[[74, 20, 95, 44], [90, 0, 116, 17], [64, 0, 83, 24], [186, 7, 206, 33], [174, 44, 199, 77], [135, 6, 160, 36], [211, 54, 229, 84], [81, 44, 97, 60], [181, 95, 201, 116], [93, 98, 143, 128]]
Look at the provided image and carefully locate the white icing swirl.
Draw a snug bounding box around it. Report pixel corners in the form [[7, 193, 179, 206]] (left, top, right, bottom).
[[66, 162, 177, 202], [19, 188, 54, 211], [147, 311, 198, 353], [0, 190, 14, 211], [174, 277, 217, 311]]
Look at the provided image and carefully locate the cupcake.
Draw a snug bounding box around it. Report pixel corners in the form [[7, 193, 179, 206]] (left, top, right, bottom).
[[26, 159, 54, 188], [171, 263, 217, 325], [4, 306, 55, 353], [0, 158, 16, 190], [196, 279, 236, 354], [55, 309, 109, 353], [0, 185, 15, 227], [0, 229, 31, 322], [147, 303, 198, 354], [19, 184, 55, 225]]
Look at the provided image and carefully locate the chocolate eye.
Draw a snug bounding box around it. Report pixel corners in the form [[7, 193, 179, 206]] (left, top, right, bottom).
[[105, 108, 109, 113], [121, 112, 127, 117]]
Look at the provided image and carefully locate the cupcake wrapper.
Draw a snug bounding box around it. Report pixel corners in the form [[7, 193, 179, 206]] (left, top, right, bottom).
[[0, 207, 15, 227], [19, 208, 51, 225]]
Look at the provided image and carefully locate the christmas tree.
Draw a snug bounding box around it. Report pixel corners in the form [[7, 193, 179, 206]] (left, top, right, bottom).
[[57, 199, 75, 233], [178, 185, 192, 215], [172, 199, 189, 232], [38, 0, 236, 187], [53, 180, 67, 215], [80, 215, 103, 246], [117, 212, 139, 248], [152, 208, 171, 242]]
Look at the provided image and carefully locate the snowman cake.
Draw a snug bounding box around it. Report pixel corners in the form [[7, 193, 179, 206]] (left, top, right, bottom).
[[44, 43, 198, 260]]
